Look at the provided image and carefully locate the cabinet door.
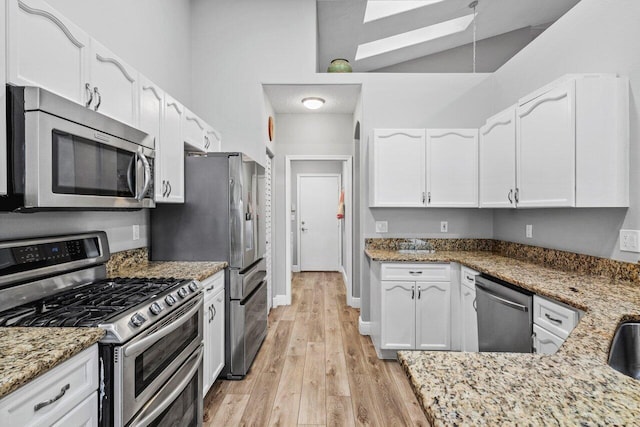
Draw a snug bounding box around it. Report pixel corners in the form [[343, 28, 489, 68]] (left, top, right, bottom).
[[7, 0, 91, 106], [533, 324, 563, 355], [51, 393, 98, 427], [0, 1, 6, 196], [415, 282, 450, 350], [211, 289, 226, 382], [426, 129, 478, 207], [138, 76, 165, 201], [161, 95, 185, 203], [372, 129, 425, 207], [183, 108, 206, 152], [479, 108, 516, 208], [205, 127, 222, 153], [381, 281, 415, 349], [88, 40, 139, 126], [461, 284, 478, 352], [517, 81, 575, 207]]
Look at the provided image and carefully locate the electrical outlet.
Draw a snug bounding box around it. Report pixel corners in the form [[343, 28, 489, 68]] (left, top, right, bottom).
[[526, 224, 533, 238], [440, 221, 448, 233], [375, 221, 388, 233], [620, 230, 640, 252], [132, 224, 140, 241]]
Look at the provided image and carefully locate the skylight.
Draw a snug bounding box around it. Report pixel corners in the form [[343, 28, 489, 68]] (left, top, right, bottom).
[[363, 1, 447, 23], [355, 13, 475, 61]]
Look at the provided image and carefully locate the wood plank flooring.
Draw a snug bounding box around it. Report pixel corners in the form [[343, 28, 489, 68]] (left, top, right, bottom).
[[203, 272, 429, 427]]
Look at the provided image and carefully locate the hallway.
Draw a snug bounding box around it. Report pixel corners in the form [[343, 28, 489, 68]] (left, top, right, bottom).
[[203, 272, 429, 426]]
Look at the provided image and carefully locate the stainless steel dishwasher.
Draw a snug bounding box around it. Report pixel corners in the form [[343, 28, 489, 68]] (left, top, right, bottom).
[[476, 274, 533, 353]]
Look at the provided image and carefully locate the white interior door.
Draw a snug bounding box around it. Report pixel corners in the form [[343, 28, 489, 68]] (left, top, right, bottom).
[[298, 174, 340, 271]]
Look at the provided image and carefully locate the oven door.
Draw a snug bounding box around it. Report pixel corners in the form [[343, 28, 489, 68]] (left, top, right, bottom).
[[114, 295, 203, 426], [24, 111, 154, 209], [127, 344, 203, 427]]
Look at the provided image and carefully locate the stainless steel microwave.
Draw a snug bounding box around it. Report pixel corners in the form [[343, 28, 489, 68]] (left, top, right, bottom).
[[2, 85, 155, 211]]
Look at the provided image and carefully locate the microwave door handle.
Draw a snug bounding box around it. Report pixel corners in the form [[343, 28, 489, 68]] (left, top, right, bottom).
[[136, 150, 152, 201], [126, 155, 136, 197], [128, 345, 204, 427], [124, 298, 201, 357]]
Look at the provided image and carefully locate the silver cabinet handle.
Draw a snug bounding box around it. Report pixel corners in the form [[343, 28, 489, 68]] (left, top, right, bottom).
[[465, 275, 474, 282], [212, 304, 217, 319], [514, 188, 520, 203], [167, 181, 172, 197], [545, 313, 563, 324], [204, 135, 210, 149], [422, 192, 426, 204], [205, 285, 214, 292], [34, 384, 70, 411], [417, 286, 422, 299], [408, 271, 423, 275], [473, 297, 477, 311], [93, 86, 102, 111], [428, 192, 431, 204], [411, 286, 415, 300], [161, 180, 167, 198], [85, 83, 93, 107], [508, 189, 513, 204]]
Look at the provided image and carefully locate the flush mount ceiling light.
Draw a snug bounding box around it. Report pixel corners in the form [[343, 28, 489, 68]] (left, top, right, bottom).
[[301, 97, 325, 110], [364, 0, 447, 23], [355, 13, 475, 61]]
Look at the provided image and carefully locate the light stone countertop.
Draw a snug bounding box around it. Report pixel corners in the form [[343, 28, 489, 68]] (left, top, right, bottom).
[[0, 328, 104, 399], [365, 248, 640, 425], [109, 260, 227, 282]]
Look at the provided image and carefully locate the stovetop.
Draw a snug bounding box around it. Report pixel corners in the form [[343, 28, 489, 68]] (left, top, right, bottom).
[[0, 277, 183, 327]]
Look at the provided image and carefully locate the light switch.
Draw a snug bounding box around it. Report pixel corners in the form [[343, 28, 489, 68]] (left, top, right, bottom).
[[375, 221, 388, 233]]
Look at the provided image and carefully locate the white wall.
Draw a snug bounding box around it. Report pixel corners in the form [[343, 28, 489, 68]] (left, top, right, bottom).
[[373, 27, 536, 73], [1, 0, 192, 252], [273, 114, 353, 298], [190, 0, 317, 165], [47, 0, 192, 104], [486, 0, 640, 263]]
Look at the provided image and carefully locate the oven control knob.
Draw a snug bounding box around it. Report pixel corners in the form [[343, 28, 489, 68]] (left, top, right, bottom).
[[188, 282, 198, 292], [149, 302, 163, 315], [130, 313, 147, 327], [177, 287, 188, 299], [165, 295, 176, 306]]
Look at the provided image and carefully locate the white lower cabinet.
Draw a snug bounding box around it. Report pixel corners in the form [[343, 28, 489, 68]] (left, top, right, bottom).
[[532, 295, 581, 355], [378, 263, 451, 353], [0, 344, 98, 427], [460, 266, 479, 352], [532, 324, 563, 355], [203, 271, 225, 395]]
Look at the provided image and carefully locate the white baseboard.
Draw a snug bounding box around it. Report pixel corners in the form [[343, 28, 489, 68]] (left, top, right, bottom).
[[358, 315, 371, 335], [272, 294, 289, 307], [292, 265, 301, 273]]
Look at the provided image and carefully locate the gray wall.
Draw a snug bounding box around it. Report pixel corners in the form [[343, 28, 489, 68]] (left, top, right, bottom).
[[290, 160, 344, 266], [1, 0, 192, 252], [485, 0, 640, 263], [373, 27, 537, 74], [272, 114, 354, 298]]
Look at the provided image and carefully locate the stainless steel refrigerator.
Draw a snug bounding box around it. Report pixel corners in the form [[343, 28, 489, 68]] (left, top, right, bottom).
[[150, 152, 266, 379]]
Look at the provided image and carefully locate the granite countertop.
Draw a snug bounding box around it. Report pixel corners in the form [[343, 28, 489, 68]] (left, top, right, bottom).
[[109, 260, 227, 282], [0, 328, 104, 399], [365, 248, 640, 425]]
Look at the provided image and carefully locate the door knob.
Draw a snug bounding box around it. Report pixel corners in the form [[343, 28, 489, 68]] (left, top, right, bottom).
[[301, 227, 308, 231]]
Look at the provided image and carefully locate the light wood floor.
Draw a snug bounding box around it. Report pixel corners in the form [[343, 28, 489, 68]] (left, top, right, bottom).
[[203, 272, 429, 426]]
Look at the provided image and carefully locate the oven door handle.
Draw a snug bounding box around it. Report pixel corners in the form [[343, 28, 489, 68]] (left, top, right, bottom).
[[124, 298, 202, 357], [128, 345, 203, 427]]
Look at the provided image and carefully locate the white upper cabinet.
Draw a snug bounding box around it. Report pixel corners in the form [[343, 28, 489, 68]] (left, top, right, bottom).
[[183, 107, 207, 152], [1, 1, 7, 196], [426, 129, 478, 207], [479, 107, 517, 208], [516, 80, 576, 208], [7, 0, 91, 106], [372, 129, 426, 207], [138, 75, 165, 201], [88, 40, 139, 126], [161, 94, 185, 203]]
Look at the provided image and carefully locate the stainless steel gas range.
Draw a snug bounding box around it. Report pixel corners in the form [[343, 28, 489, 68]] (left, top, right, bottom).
[[0, 232, 203, 427]]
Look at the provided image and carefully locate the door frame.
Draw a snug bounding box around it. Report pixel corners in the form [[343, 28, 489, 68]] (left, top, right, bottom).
[[296, 173, 342, 272], [284, 155, 354, 307]]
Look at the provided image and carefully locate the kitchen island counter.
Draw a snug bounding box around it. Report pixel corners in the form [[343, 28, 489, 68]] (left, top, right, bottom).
[[0, 327, 104, 399], [365, 247, 640, 425]]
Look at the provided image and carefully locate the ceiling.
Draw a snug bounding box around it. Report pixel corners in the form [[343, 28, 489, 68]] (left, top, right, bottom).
[[317, 0, 581, 72], [263, 84, 362, 114]]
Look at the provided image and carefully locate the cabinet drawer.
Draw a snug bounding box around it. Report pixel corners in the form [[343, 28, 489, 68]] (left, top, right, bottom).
[[533, 296, 579, 339], [202, 270, 225, 296], [533, 324, 564, 355], [51, 393, 97, 427], [461, 266, 479, 288], [0, 345, 98, 427], [381, 263, 450, 282]]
